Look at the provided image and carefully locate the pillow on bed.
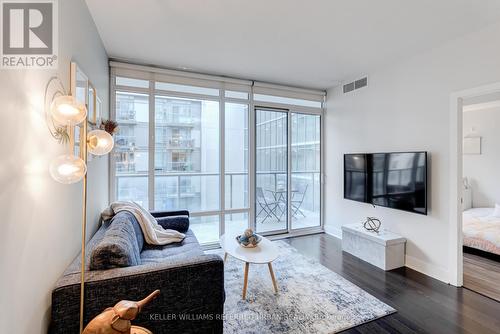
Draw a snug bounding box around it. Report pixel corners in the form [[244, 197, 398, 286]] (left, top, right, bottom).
[[490, 204, 500, 217]]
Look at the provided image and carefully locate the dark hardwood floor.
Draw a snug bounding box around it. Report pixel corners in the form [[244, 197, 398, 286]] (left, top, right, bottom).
[[463, 252, 500, 302], [284, 233, 500, 334]]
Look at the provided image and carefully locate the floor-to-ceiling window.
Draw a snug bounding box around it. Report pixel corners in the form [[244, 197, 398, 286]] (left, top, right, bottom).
[[154, 94, 220, 243], [224, 101, 249, 237], [111, 64, 323, 245], [114, 90, 149, 207]]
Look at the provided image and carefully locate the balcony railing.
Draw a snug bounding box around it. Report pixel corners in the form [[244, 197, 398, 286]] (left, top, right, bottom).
[[116, 110, 136, 122], [116, 162, 196, 173], [115, 135, 136, 147], [116, 163, 136, 173], [155, 162, 195, 172], [115, 170, 320, 213], [155, 116, 197, 126], [154, 138, 196, 149]]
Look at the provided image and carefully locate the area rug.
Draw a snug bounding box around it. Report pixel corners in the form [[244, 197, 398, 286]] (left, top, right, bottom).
[[208, 241, 395, 334]]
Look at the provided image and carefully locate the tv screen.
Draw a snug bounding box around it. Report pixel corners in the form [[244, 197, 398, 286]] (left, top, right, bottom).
[[344, 152, 427, 215]]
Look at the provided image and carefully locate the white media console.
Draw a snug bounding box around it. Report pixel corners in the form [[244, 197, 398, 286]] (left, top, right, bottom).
[[341, 224, 406, 271]]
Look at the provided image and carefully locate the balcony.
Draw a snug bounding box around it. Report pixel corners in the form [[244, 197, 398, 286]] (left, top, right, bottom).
[[116, 162, 137, 173], [155, 162, 194, 172], [255, 170, 321, 232], [155, 116, 197, 127], [115, 171, 319, 220], [116, 110, 137, 122], [169, 138, 195, 148], [115, 135, 136, 147], [155, 138, 196, 149]]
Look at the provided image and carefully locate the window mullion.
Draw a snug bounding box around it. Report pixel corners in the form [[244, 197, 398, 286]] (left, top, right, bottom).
[[109, 72, 117, 204], [249, 89, 256, 232], [219, 89, 225, 236], [148, 80, 155, 211]]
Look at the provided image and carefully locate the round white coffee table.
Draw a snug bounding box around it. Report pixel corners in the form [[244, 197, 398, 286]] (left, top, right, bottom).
[[219, 234, 279, 300]]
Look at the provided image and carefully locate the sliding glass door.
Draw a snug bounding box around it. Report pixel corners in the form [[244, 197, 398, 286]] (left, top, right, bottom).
[[291, 113, 321, 229], [254, 110, 321, 234], [255, 108, 288, 233]]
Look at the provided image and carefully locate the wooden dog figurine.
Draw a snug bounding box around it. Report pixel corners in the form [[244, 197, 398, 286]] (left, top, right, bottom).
[[83, 290, 160, 334]]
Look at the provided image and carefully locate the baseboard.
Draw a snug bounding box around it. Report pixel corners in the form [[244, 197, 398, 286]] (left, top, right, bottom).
[[324, 225, 342, 239], [405, 254, 449, 284]]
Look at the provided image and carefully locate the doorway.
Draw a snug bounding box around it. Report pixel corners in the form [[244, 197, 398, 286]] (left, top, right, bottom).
[[461, 92, 500, 301], [254, 108, 322, 235], [255, 108, 289, 234], [449, 82, 500, 300]]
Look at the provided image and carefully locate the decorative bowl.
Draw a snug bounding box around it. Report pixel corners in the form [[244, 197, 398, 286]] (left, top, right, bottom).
[[236, 229, 262, 248]]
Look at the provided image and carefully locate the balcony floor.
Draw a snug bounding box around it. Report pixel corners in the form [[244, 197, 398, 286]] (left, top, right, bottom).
[[189, 210, 320, 244]]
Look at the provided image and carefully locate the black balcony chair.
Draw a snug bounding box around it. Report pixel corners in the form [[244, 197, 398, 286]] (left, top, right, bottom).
[[256, 186, 281, 223], [291, 184, 308, 218]]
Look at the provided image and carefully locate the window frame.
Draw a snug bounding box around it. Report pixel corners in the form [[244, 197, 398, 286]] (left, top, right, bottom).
[[110, 63, 325, 245]]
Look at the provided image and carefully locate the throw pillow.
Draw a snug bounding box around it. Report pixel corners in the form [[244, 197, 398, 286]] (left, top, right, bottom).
[[156, 215, 190, 233]]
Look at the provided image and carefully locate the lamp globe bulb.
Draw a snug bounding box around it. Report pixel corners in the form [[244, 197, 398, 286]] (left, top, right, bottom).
[[50, 95, 87, 126], [49, 154, 87, 184], [87, 129, 114, 156]]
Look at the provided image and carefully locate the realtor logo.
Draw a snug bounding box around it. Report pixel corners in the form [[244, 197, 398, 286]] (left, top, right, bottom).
[[1, 0, 58, 68]]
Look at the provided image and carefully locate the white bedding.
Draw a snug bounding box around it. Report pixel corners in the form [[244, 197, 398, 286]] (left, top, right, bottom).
[[463, 208, 500, 255], [463, 207, 493, 218]]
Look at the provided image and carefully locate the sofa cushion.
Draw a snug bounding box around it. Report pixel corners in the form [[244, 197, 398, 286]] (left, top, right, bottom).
[[156, 215, 190, 233], [89, 211, 144, 270], [140, 229, 203, 264]]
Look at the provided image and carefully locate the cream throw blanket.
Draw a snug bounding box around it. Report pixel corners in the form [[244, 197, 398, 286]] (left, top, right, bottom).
[[101, 201, 185, 245]]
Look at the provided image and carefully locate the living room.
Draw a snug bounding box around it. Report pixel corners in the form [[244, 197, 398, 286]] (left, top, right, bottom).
[[1, 1, 500, 333]]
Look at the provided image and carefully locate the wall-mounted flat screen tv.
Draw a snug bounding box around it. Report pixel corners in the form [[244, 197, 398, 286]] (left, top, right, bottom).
[[344, 152, 427, 215]]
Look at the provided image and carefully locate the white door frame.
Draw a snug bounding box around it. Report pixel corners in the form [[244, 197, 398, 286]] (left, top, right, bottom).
[[448, 81, 500, 286]]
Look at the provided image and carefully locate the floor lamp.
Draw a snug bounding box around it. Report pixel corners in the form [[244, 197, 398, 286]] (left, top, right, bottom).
[[45, 76, 115, 333]]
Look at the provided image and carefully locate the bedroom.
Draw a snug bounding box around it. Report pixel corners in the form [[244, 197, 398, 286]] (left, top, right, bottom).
[[462, 91, 500, 301]]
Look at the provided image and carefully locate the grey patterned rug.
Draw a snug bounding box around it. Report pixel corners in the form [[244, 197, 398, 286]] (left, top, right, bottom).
[[208, 241, 395, 334]]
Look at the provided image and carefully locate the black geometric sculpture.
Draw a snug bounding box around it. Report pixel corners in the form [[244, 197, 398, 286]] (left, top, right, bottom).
[[363, 217, 381, 233]]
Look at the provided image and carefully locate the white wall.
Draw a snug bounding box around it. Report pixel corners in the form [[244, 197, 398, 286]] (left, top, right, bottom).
[[325, 21, 500, 283], [463, 107, 500, 207], [0, 1, 108, 333]]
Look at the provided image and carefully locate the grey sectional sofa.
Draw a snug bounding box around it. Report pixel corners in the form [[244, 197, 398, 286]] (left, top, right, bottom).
[[49, 210, 224, 334]]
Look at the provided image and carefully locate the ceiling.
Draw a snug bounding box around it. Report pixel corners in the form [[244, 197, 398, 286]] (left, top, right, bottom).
[[85, 0, 500, 90]]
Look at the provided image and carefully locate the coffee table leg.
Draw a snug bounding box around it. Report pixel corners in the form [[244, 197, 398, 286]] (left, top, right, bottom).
[[242, 262, 249, 300], [224, 252, 228, 262], [268, 262, 278, 294]]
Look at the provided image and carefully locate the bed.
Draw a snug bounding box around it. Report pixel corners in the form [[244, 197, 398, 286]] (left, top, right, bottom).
[[463, 208, 500, 256]]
